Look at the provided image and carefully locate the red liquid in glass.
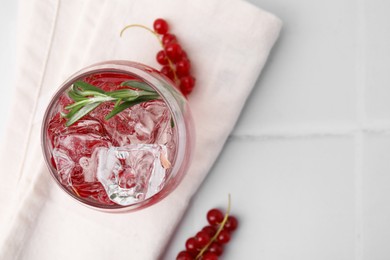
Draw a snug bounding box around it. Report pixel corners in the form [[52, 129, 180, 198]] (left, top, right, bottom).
[[47, 72, 177, 206]]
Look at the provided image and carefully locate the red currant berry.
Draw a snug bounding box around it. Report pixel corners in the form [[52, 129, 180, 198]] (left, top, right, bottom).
[[202, 252, 219, 260], [179, 75, 195, 96], [207, 209, 224, 226], [176, 251, 194, 260], [156, 50, 168, 65], [165, 42, 183, 62], [153, 18, 169, 35], [202, 225, 217, 237], [224, 216, 238, 232], [176, 58, 191, 77], [216, 230, 231, 244], [162, 33, 177, 46], [185, 237, 199, 253], [207, 242, 223, 256], [195, 231, 211, 248], [161, 65, 175, 81]]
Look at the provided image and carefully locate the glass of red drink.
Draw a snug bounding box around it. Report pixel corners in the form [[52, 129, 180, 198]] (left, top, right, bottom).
[[41, 61, 193, 212]]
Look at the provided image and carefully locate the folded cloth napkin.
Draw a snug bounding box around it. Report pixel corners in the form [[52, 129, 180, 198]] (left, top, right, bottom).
[[0, 0, 281, 258]]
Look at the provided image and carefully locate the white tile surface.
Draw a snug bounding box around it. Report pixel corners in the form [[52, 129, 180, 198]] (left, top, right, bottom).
[[1, 0, 390, 259], [362, 134, 390, 260], [233, 0, 358, 136], [365, 0, 390, 122], [163, 0, 390, 259], [163, 137, 356, 259]]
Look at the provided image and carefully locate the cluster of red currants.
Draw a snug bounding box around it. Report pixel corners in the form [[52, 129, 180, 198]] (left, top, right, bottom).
[[176, 208, 239, 260], [153, 18, 195, 96]]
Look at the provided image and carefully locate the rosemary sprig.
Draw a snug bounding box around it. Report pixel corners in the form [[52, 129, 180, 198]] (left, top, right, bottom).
[[62, 80, 160, 126]]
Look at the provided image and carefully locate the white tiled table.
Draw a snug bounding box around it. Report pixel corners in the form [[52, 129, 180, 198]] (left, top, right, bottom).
[[164, 0, 390, 259], [1, 0, 390, 259]]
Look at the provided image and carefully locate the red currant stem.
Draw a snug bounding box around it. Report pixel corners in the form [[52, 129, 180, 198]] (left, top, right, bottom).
[[119, 24, 179, 83], [196, 194, 232, 259]]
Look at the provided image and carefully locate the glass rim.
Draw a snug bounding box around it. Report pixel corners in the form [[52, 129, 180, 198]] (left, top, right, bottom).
[[41, 60, 193, 212]]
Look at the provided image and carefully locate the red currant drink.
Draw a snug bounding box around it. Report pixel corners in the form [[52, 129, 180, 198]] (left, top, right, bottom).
[[42, 61, 193, 211]]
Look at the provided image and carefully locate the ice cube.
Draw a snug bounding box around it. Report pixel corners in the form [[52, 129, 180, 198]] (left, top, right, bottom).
[[52, 148, 75, 185], [95, 144, 170, 206], [136, 100, 171, 143], [99, 100, 171, 146], [79, 156, 96, 182]]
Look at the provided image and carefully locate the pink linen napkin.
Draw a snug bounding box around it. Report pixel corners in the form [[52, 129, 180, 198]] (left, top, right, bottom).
[[0, 0, 281, 259]]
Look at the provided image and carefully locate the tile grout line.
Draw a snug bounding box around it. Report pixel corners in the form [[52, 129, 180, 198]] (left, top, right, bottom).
[[355, 0, 367, 258], [228, 125, 390, 141], [354, 132, 364, 260]]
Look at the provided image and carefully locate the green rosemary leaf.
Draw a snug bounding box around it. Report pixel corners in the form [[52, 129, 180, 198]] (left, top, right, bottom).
[[72, 84, 87, 97], [66, 102, 102, 126], [68, 88, 86, 102], [75, 89, 107, 97], [121, 80, 156, 92], [65, 99, 92, 110], [73, 81, 105, 94], [71, 83, 108, 99], [105, 96, 157, 120], [63, 105, 84, 119], [62, 105, 82, 119], [106, 89, 139, 100], [114, 98, 122, 108]]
